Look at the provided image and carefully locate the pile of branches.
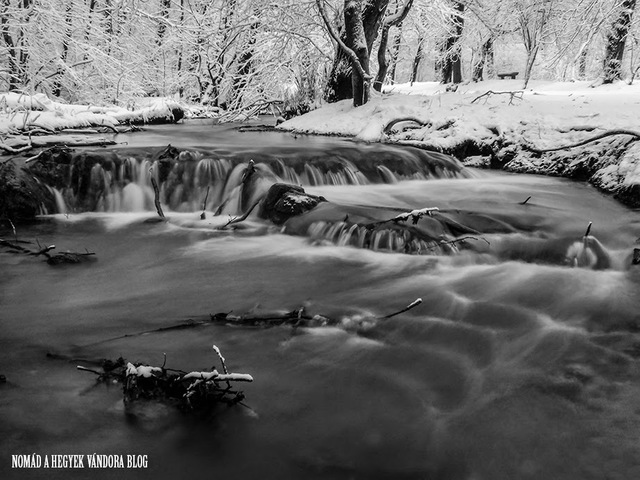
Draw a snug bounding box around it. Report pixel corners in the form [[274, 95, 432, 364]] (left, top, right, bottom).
[[0, 237, 95, 265], [77, 346, 253, 415]]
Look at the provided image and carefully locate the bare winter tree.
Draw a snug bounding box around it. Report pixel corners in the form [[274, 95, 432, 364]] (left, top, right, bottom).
[[373, 0, 414, 91], [518, 0, 555, 88]]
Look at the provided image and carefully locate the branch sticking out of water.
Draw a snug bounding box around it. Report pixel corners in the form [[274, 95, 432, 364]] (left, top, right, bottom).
[[218, 199, 262, 230], [367, 207, 440, 228], [426, 236, 491, 252], [200, 186, 210, 220], [150, 176, 165, 218], [382, 298, 423, 319]]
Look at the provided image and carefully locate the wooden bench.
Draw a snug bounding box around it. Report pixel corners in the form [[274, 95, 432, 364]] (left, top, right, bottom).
[[497, 71, 519, 80]]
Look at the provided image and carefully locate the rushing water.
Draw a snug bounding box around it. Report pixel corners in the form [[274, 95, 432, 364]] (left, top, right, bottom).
[[2, 122, 640, 480]]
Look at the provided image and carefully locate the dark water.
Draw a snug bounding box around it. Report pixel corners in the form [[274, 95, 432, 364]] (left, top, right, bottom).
[[2, 123, 640, 480]]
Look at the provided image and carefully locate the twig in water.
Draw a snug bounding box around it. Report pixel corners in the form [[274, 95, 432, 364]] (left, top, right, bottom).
[[217, 199, 261, 230], [519, 196, 532, 205], [200, 186, 210, 220], [584, 221, 592, 237], [9, 219, 17, 243], [382, 298, 423, 319]]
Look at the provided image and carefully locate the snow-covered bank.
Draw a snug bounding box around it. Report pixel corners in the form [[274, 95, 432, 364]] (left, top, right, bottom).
[[279, 80, 640, 206], [0, 93, 185, 135]]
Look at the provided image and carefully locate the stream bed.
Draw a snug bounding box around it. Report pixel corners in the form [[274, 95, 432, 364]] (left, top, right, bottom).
[[2, 121, 640, 480]]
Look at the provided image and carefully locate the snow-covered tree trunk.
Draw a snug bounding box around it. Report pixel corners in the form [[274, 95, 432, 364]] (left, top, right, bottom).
[[388, 24, 402, 83], [472, 37, 493, 82], [324, 0, 389, 103], [603, 0, 636, 83], [439, 1, 465, 84]]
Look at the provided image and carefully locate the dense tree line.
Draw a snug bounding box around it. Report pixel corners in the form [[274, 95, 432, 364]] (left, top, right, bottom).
[[0, 0, 637, 109]]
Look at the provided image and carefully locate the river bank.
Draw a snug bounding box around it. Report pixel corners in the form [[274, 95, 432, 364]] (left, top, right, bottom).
[[279, 80, 640, 207]]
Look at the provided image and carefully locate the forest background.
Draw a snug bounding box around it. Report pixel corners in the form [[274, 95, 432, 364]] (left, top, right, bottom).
[[1, 0, 638, 114]]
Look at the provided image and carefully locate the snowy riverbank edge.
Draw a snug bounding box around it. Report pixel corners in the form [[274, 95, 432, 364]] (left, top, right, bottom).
[[278, 80, 640, 207]]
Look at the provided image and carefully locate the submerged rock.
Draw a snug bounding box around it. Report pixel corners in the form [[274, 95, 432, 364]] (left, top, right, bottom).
[[258, 183, 326, 225]]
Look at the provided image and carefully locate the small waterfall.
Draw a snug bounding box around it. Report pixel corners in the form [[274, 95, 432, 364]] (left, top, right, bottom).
[[47, 143, 470, 215], [47, 186, 68, 214], [377, 165, 398, 184], [307, 221, 450, 255]]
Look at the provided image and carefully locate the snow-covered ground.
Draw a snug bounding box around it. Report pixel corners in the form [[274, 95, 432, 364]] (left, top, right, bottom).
[[279, 80, 640, 148], [279, 80, 640, 206]]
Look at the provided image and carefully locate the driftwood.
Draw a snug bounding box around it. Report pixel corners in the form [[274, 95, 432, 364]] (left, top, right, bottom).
[[77, 345, 253, 415], [525, 129, 640, 154], [471, 90, 524, 105], [0, 237, 96, 265], [85, 299, 425, 348]]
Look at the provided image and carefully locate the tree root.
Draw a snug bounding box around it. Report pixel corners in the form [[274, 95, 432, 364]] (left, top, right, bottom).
[[525, 129, 640, 154]]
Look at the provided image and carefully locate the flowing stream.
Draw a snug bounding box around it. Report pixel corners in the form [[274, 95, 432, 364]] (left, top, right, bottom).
[[2, 121, 640, 480]]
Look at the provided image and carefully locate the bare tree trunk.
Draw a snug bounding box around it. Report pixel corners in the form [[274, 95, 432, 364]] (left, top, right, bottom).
[[410, 36, 424, 85], [52, 1, 73, 96], [156, 0, 171, 45], [439, 1, 465, 84], [603, 0, 636, 83], [388, 25, 402, 83], [344, 0, 370, 106], [520, 0, 554, 89], [578, 48, 588, 78], [176, 0, 185, 97], [231, 13, 259, 108], [373, 0, 413, 92], [209, 0, 237, 107], [472, 37, 493, 82], [1, 0, 19, 89], [1, 0, 32, 89]]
